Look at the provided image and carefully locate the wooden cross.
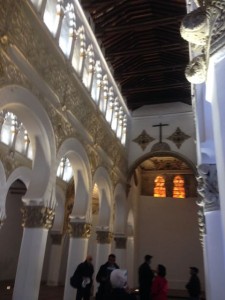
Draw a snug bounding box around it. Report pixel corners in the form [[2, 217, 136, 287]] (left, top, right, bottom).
[[152, 122, 169, 143]]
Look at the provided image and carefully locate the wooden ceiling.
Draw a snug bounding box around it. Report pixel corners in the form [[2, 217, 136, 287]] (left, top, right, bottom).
[[80, 0, 191, 111]]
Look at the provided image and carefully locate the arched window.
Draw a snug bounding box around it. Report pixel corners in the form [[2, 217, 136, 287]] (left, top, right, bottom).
[[116, 107, 124, 139], [111, 99, 119, 132], [105, 87, 114, 123], [57, 157, 73, 182], [91, 60, 102, 103], [154, 175, 166, 197], [0, 111, 33, 159], [58, 1, 76, 57], [99, 74, 108, 114], [82, 44, 95, 90], [71, 26, 86, 76], [43, 0, 60, 36], [173, 175, 185, 198], [121, 115, 127, 145]]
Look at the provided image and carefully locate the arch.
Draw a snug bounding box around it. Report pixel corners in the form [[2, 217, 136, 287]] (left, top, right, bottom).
[[0, 85, 56, 207], [113, 183, 127, 234], [56, 138, 92, 219], [128, 150, 197, 182], [51, 184, 66, 232], [92, 167, 112, 227]]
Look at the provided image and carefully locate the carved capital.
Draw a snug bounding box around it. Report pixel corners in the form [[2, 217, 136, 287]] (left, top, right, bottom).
[[21, 205, 55, 229], [197, 164, 220, 212], [114, 235, 127, 249], [69, 222, 91, 238], [96, 230, 112, 244], [51, 233, 63, 245]]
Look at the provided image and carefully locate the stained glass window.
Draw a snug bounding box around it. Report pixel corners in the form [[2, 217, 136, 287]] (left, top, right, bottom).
[[173, 175, 185, 198], [154, 175, 166, 197]]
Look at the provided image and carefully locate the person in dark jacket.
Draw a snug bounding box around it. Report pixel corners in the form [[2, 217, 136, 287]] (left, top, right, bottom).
[[95, 254, 119, 300], [185, 267, 201, 300], [138, 254, 154, 300], [72, 255, 94, 300]]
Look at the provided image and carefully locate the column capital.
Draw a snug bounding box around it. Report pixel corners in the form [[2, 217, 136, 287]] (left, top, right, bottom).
[[114, 235, 127, 249], [68, 222, 91, 238], [50, 233, 63, 245], [197, 164, 220, 212], [96, 230, 112, 244], [21, 205, 55, 229]]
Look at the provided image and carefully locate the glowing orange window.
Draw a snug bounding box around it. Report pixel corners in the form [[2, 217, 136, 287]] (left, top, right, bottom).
[[154, 175, 166, 197], [173, 175, 185, 198]]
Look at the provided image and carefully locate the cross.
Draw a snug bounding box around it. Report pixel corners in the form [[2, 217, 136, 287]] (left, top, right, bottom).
[[152, 122, 169, 143]]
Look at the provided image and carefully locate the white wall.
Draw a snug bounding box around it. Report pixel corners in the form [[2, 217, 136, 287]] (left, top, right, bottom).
[[135, 195, 205, 291], [128, 103, 196, 168]]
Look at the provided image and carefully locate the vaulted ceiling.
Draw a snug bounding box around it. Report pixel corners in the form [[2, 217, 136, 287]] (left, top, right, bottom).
[[80, 0, 191, 111]]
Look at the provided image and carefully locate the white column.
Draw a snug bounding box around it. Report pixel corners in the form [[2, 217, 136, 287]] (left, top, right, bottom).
[[114, 235, 127, 269], [47, 233, 64, 286], [13, 205, 54, 300], [126, 236, 134, 288], [63, 222, 91, 300], [197, 164, 225, 300], [204, 211, 225, 300], [13, 228, 49, 300]]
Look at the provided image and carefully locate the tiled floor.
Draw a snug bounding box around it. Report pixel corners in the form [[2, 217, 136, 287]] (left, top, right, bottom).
[[0, 284, 203, 300]]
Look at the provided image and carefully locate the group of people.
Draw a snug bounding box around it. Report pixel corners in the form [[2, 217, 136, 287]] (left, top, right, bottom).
[[71, 253, 135, 300], [138, 254, 201, 300], [70, 253, 201, 300]]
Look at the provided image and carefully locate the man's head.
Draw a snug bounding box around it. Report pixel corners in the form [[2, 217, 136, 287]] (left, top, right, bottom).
[[145, 254, 153, 264], [86, 255, 93, 264], [108, 254, 116, 265], [190, 267, 199, 275]]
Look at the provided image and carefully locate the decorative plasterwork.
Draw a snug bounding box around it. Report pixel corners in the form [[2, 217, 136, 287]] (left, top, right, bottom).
[[167, 127, 191, 149], [21, 205, 55, 229], [180, 0, 225, 84], [0, 0, 127, 184], [68, 222, 91, 238], [96, 230, 113, 244], [133, 130, 155, 150], [197, 164, 220, 212]]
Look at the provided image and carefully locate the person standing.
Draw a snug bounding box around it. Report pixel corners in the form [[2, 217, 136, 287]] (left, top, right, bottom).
[[71, 255, 94, 300], [151, 264, 168, 300], [185, 267, 201, 300], [138, 254, 154, 300], [95, 254, 119, 300]]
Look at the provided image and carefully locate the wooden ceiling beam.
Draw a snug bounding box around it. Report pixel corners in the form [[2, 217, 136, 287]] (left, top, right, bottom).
[[114, 65, 185, 78], [95, 16, 183, 35], [122, 83, 189, 94], [106, 43, 187, 58]]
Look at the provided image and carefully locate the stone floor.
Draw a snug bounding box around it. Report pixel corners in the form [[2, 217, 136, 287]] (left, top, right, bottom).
[[0, 282, 204, 300]]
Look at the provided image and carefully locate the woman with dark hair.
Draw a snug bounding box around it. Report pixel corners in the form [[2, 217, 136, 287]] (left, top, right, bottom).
[[151, 264, 168, 300]]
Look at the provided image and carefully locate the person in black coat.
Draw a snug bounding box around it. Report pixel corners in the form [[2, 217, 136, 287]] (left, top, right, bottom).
[[186, 267, 201, 300], [72, 255, 94, 300], [138, 254, 154, 300], [95, 254, 119, 300]]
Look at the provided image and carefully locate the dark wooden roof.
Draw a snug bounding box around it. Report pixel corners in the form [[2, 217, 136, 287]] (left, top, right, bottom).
[[80, 0, 191, 111]]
